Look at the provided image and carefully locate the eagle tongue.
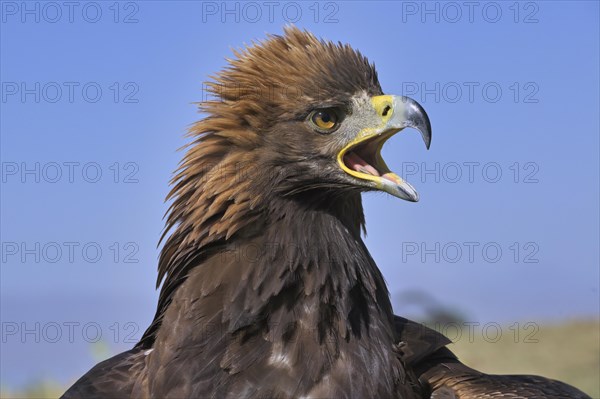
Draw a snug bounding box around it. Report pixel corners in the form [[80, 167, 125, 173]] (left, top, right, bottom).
[[344, 152, 380, 176]]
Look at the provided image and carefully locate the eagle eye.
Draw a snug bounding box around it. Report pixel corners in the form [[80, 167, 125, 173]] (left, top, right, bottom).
[[309, 109, 340, 133]]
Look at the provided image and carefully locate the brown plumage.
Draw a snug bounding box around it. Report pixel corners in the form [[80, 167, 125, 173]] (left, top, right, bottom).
[[61, 27, 590, 399]]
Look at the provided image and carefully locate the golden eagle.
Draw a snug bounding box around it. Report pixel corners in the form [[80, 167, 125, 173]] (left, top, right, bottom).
[[62, 27, 590, 399]]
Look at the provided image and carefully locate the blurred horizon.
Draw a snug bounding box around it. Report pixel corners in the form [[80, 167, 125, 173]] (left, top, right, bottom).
[[1, 0, 599, 392]]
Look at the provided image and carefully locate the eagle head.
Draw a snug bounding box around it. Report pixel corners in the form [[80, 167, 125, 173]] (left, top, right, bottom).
[[164, 26, 431, 255]]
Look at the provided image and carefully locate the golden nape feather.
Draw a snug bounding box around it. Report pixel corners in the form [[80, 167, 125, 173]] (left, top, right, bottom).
[[61, 27, 590, 399]]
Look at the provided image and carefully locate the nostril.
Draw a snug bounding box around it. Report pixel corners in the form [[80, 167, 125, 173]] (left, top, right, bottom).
[[382, 105, 391, 117]]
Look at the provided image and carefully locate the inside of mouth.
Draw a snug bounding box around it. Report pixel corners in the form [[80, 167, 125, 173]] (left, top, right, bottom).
[[343, 137, 397, 183], [344, 140, 380, 176]]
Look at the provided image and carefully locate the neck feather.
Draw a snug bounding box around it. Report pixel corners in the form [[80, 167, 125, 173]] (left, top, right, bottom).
[[139, 190, 394, 348]]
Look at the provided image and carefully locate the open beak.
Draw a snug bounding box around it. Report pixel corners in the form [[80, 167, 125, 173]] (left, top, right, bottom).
[[337, 95, 431, 202]]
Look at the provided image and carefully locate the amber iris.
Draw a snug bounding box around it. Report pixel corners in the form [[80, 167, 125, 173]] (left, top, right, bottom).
[[310, 109, 338, 131]]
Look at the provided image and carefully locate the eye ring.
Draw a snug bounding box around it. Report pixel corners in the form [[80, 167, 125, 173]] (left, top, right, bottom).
[[309, 109, 340, 133]]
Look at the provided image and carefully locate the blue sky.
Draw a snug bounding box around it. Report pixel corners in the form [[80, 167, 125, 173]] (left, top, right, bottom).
[[1, 0, 599, 389]]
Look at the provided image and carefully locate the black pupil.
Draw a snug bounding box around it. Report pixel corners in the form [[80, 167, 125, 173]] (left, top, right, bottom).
[[320, 112, 331, 123]]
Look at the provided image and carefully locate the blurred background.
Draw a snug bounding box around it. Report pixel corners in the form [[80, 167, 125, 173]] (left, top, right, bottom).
[[1, 1, 598, 397]]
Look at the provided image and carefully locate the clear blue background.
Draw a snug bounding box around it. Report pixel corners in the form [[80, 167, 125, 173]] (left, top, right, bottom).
[[1, 0, 598, 389]]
